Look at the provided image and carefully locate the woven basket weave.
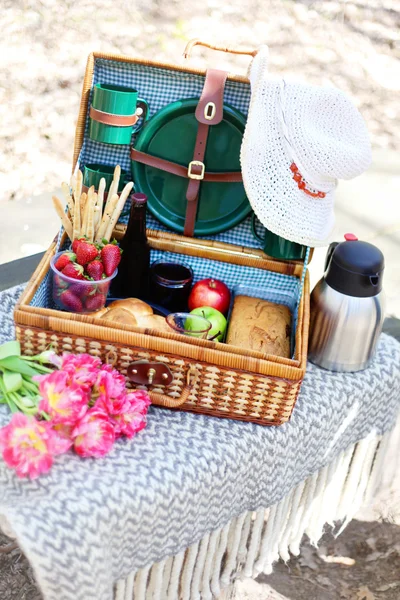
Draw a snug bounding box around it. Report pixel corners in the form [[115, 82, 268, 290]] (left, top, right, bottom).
[[14, 40, 310, 426]]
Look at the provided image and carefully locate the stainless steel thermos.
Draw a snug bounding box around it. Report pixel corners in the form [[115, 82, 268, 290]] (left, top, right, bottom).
[[308, 234, 385, 372]]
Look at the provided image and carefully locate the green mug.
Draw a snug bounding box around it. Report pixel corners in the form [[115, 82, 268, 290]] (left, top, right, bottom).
[[83, 164, 127, 193], [251, 214, 307, 260], [89, 83, 149, 145]]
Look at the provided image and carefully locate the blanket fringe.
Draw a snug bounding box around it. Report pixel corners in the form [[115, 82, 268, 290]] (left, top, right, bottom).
[[115, 417, 400, 599]]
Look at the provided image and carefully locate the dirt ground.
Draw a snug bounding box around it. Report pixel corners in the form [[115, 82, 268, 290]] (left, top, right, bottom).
[[1, 0, 399, 205], [0, 1, 399, 598]]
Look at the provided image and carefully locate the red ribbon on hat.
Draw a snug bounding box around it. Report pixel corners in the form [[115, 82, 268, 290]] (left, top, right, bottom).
[[290, 163, 326, 198]]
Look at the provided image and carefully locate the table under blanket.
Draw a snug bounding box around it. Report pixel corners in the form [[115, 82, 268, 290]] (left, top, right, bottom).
[[0, 284, 399, 600]]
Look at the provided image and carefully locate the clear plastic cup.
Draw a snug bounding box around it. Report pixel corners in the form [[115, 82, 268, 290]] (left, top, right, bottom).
[[166, 312, 212, 339], [50, 252, 117, 314]]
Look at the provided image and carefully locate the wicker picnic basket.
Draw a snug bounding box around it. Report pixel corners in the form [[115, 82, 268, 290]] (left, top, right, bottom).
[[14, 39, 310, 426]]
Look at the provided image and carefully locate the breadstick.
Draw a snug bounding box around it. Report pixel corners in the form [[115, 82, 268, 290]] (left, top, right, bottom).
[[52, 196, 73, 240], [96, 177, 106, 216], [95, 193, 119, 242], [104, 181, 134, 240], [74, 170, 83, 207], [72, 192, 81, 241], [80, 193, 86, 223], [61, 182, 74, 220], [81, 186, 94, 236], [86, 192, 97, 242], [93, 206, 101, 237], [70, 174, 76, 195], [104, 166, 121, 216]]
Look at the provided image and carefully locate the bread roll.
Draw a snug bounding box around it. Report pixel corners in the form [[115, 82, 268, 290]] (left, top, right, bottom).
[[107, 298, 153, 318], [226, 296, 291, 357], [89, 307, 109, 318], [90, 297, 169, 333], [101, 307, 139, 326]]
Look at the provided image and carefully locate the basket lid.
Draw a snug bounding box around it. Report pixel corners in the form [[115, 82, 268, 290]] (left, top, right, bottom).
[[74, 52, 311, 264]]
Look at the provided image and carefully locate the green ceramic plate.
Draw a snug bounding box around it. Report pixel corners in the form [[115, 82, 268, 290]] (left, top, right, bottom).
[[132, 98, 250, 236]]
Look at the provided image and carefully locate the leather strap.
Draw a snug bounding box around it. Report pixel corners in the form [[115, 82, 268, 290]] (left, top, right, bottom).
[[90, 106, 139, 127], [184, 69, 229, 237], [185, 121, 209, 236], [130, 149, 242, 182], [195, 68, 227, 125]]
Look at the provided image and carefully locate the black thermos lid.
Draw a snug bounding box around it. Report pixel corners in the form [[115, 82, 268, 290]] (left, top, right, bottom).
[[325, 234, 384, 298]]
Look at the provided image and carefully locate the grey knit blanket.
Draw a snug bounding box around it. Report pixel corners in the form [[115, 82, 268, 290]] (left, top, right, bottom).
[[0, 284, 399, 600]]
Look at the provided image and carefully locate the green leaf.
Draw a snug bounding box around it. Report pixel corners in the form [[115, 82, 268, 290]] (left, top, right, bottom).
[[2, 370, 22, 393], [7, 398, 19, 413], [0, 341, 21, 360], [9, 393, 38, 415], [0, 357, 39, 377]]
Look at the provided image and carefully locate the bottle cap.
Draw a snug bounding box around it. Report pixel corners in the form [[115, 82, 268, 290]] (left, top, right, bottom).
[[132, 192, 147, 204]]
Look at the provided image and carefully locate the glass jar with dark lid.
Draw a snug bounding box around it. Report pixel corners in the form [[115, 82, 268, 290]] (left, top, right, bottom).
[[149, 260, 193, 312]]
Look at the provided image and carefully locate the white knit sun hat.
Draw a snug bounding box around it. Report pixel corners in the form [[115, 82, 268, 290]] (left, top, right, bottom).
[[240, 46, 372, 247]]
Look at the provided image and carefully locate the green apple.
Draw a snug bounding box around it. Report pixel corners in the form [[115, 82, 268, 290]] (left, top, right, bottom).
[[190, 306, 227, 342]]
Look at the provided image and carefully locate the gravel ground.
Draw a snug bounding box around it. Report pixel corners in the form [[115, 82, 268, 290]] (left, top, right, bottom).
[[1, 0, 399, 205], [0, 1, 399, 598]]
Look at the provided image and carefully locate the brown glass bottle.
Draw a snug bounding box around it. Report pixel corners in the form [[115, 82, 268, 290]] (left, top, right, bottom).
[[111, 192, 150, 299]]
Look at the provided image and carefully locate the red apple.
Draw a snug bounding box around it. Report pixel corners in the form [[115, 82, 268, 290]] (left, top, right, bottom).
[[188, 278, 231, 315]]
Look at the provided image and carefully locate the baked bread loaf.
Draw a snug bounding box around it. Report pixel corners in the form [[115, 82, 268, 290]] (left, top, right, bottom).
[[91, 298, 169, 332], [226, 295, 291, 357]]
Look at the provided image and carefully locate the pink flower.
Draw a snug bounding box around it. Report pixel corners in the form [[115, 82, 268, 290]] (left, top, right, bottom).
[[37, 371, 88, 424], [61, 353, 101, 389], [94, 393, 130, 416], [94, 369, 126, 410], [126, 389, 152, 409], [51, 423, 74, 454], [111, 410, 147, 439], [0, 414, 56, 479], [72, 410, 115, 458], [111, 390, 151, 438]]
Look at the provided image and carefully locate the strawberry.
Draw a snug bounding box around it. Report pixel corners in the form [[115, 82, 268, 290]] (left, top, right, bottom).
[[68, 282, 90, 299], [54, 274, 68, 290], [86, 260, 104, 281], [72, 237, 86, 254], [59, 290, 83, 312], [54, 251, 76, 272], [85, 293, 106, 312], [100, 242, 121, 277], [62, 263, 85, 280], [76, 241, 99, 266]]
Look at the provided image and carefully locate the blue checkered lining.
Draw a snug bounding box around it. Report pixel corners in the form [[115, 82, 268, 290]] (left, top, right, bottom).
[[78, 58, 254, 247], [30, 242, 301, 356], [30, 56, 306, 359]]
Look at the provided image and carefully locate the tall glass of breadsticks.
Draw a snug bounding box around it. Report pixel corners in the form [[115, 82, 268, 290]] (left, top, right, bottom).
[[50, 166, 134, 313], [52, 165, 133, 245]]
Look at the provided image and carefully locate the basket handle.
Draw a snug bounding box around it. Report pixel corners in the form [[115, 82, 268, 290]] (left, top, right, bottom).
[[183, 38, 259, 60], [148, 364, 199, 408]]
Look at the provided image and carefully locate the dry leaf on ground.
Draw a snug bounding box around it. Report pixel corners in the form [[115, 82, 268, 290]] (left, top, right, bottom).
[[298, 545, 319, 570], [319, 554, 356, 566], [316, 575, 333, 588], [375, 582, 400, 592], [356, 586, 376, 600]]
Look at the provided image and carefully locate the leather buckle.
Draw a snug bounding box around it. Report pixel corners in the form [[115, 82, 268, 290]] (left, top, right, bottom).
[[204, 102, 216, 121], [187, 160, 205, 180]]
